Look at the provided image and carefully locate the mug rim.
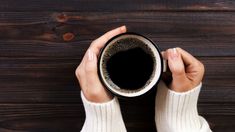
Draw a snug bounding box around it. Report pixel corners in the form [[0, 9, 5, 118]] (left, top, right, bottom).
[[98, 32, 164, 98]]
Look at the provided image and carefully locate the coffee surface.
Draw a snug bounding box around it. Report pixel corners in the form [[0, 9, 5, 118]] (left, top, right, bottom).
[[106, 47, 154, 90]]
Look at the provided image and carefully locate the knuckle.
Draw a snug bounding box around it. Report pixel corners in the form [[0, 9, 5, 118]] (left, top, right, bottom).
[[90, 40, 97, 47], [193, 59, 201, 68], [200, 61, 205, 69], [75, 67, 83, 77], [166, 49, 171, 55], [119, 27, 124, 33], [196, 60, 205, 74], [176, 47, 182, 50], [199, 61, 205, 73], [90, 43, 94, 48], [91, 39, 97, 45], [196, 60, 203, 68], [175, 47, 182, 50], [166, 48, 171, 52], [75, 68, 79, 76]]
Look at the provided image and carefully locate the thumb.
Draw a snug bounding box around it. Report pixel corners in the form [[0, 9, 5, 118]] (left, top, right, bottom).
[[167, 48, 188, 87], [83, 49, 112, 102], [84, 49, 99, 80]]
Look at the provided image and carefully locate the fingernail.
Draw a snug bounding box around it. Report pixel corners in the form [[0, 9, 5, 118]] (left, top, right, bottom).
[[170, 48, 178, 60], [88, 49, 94, 61], [120, 25, 127, 32]]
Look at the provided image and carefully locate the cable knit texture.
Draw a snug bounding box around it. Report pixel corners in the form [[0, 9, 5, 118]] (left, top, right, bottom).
[[81, 92, 126, 132], [81, 81, 212, 132], [155, 81, 212, 132]]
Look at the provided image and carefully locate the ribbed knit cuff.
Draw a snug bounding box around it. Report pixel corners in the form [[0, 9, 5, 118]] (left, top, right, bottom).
[[155, 81, 203, 132], [81, 91, 126, 132]]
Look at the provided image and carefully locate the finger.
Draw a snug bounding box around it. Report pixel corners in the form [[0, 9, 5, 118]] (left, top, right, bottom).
[[167, 48, 187, 80], [78, 51, 88, 74], [89, 26, 127, 55], [85, 49, 97, 71], [177, 48, 205, 83], [75, 50, 88, 79], [79, 26, 126, 73], [161, 51, 167, 60], [84, 49, 106, 91], [75, 51, 89, 90], [84, 49, 99, 81], [176, 47, 198, 67]]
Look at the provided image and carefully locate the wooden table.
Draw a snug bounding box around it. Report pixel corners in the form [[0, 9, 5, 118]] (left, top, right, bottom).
[[0, 0, 235, 131]]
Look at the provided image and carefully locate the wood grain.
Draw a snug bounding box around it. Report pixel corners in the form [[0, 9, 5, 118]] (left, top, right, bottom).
[[0, 0, 234, 131], [0, 57, 234, 103], [0, 12, 235, 57], [0, 103, 234, 132], [0, 0, 234, 12]]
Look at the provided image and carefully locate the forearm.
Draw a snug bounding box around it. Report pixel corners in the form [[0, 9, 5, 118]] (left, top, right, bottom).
[[155, 81, 212, 132], [81, 91, 126, 132]]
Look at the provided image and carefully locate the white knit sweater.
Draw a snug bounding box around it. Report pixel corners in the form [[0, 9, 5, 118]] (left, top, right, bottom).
[[81, 81, 212, 132]]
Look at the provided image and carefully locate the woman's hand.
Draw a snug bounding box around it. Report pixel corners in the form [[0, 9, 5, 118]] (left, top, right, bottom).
[[162, 48, 205, 92], [75, 26, 127, 103]]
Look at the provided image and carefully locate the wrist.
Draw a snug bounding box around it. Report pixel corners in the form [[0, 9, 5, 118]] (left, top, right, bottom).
[[82, 89, 114, 103], [81, 91, 126, 132], [170, 80, 201, 92], [155, 81, 202, 132]]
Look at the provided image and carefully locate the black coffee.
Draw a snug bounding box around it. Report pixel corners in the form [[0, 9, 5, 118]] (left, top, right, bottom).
[[106, 47, 154, 90]]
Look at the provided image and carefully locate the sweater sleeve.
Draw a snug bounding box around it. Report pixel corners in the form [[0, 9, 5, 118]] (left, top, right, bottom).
[[155, 81, 212, 132], [80, 91, 127, 132]]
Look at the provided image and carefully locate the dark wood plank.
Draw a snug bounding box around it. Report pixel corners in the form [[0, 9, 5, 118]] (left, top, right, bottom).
[[0, 6, 234, 132], [1, 12, 235, 57], [0, 57, 234, 103], [0, 103, 234, 132], [203, 115, 235, 132], [198, 103, 235, 115], [0, 0, 234, 12], [0, 104, 84, 132]]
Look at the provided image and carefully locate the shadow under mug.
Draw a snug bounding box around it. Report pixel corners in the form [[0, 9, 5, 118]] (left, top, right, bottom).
[[98, 33, 167, 98]]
